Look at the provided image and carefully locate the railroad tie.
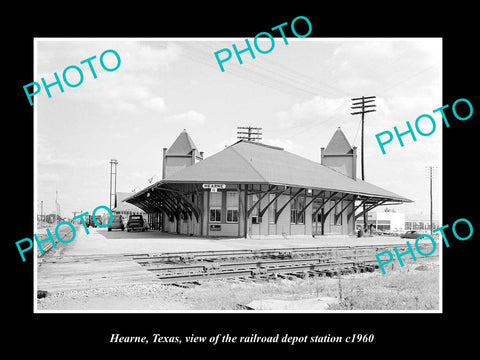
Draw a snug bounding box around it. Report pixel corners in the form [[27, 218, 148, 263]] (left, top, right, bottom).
[[203, 263, 221, 272], [252, 268, 268, 277]]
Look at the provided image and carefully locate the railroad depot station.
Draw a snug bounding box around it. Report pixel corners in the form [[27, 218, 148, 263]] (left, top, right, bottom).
[[123, 128, 412, 238]]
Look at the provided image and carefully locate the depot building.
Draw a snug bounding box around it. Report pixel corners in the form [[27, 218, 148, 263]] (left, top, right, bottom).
[[124, 128, 411, 238]]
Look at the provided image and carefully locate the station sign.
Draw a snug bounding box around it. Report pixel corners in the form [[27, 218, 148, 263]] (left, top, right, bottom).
[[202, 183, 226, 192]]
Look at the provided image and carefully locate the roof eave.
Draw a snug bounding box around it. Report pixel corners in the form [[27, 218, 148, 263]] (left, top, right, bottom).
[[122, 180, 166, 202], [129, 179, 412, 203]]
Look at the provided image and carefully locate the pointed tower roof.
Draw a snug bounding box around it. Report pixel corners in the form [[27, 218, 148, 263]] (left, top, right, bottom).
[[324, 127, 354, 155], [166, 129, 198, 156]]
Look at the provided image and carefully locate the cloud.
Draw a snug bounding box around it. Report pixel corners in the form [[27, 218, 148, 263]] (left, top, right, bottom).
[[121, 42, 182, 72], [114, 101, 137, 112], [263, 138, 304, 154], [143, 97, 167, 112], [37, 41, 182, 76], [37, 135, 109, 169], [213, 135, 304, 158], [165, 110, 206, 125], [332, 39, 441, 96], [290, 96, 351, 120], [100, 85, 167, 113], [214, 135, 238, 152], [275, 111, 294, 128], [37, 172, 61, 183], [36, 41, 180, 113], [37, 136, 72, 167], [273, 96, 351, 131]]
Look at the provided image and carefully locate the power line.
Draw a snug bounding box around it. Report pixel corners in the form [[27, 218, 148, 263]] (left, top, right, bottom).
[[181, 41, 439, 147], [276, 97, 352, 140], [182, 46, 312, 99], [352, 116, 362, 146], [182, 42, 348, 100]]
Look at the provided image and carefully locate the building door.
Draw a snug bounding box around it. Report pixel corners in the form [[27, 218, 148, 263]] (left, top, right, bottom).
[[328, 200, 343, 235], [312, 200, 323, 235]]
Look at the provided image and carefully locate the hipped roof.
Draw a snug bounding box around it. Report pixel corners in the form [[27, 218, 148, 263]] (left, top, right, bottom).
[[126, 140, 411, 203], [166, 129, 199, 156], [324, 127, 354, 155]]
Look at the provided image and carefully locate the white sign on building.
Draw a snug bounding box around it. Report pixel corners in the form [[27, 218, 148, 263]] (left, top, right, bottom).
[[202, 183, 226, 192]]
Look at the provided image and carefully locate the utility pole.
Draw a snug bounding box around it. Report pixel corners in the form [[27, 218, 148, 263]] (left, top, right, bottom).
[[72, 210, 83, 224], [72, 210, 83, 218], [237, 126, 262, 142], [426, 166, 437, 234], [351, 96, 376, 231]]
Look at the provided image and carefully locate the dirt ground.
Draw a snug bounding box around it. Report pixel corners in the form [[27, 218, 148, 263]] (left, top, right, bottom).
[[37, 257, 439, 312], [35, 227, 440, 312]]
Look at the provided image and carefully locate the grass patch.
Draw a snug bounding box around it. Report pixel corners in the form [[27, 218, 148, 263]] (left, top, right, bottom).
[[329, 262, 439, 310]]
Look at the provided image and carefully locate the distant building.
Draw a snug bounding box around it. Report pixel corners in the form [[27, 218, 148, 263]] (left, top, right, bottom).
[[112, 192, 145, 216], [405, 213, 439, 231], [355, 211, 439, 233], [355, 211, 406, 232], [43, 213, 63, 224]]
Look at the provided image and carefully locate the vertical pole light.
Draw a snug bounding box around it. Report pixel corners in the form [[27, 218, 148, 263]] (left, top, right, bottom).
[[430, 167, 433, 234], [110, 159, 118, 210], [426, 166, 437, 234], [55, 189, 58, 225], [351, 96, 376, 232]]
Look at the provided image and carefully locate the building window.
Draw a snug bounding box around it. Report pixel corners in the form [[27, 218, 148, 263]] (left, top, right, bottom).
[[268, 193, 277, 224], [247, 192, 265, 224], [209, 191, 222, 222], [226, 191, 239, 223], [376, 220, 390, 231], [330, 200, 343, 226], [290, 196, 305, 224], [297, 196, 305, 224]]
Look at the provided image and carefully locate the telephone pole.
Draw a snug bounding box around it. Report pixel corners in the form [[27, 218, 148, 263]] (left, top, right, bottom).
[[351, 96, 376, 230], [72, 210, 83, 218], [237, 126, 262, 142]]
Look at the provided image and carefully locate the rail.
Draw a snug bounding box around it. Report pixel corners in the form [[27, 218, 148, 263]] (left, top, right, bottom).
[[132, 243, 438, 284]]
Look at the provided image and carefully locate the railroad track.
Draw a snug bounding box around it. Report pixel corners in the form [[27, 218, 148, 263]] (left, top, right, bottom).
[[36, 226, 78, 257], [147, 260, 379, 283], [130, 243, 416, 262], [131, 243, 438, 284]]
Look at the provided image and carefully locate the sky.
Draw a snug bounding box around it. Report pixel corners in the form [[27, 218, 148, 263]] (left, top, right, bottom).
[[35, 37, 442, 221]]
